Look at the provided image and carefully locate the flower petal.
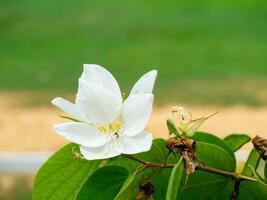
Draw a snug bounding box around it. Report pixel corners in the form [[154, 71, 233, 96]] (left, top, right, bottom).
[[130, 70, 157, 95], [80, 64, 122, 105], [118, 131, 153, 154], [76, 79, 121, 125], [51, 97, 88, 122], [53, 122, 109, 147], [80, 142, 121, 160], [121, 94, 154, 136]]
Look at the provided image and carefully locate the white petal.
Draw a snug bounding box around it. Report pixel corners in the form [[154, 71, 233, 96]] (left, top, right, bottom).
[[80, 64, 122, 105], [53, 122, 110, 147], [80, 142, 121, 160], [130, 70, 157, 95], [121, 94, 154, 136], [51, 97, 87, 122], [118, 131, 153, 154], [76, 80, 121, 125]]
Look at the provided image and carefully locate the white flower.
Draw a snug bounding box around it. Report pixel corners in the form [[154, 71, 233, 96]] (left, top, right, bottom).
[[52, 64, 157, 160]]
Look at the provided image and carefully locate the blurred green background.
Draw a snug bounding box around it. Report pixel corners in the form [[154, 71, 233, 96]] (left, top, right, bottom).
[[1, 0, 267, 106]]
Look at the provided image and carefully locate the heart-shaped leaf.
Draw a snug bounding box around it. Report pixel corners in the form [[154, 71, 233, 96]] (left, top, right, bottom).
[[224, 134, 251, 152], [33, 143, 101, 200], [178, 137, 236, 199], [243, 149, 260, 176], [114, 167, 140, 200], [76, 166, 128, 200], [193, 132, 235, 163]]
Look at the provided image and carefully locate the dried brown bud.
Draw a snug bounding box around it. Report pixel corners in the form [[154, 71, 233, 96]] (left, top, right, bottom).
[[135, 182, 154, 200], [252, 135, 267, 160], [166, 138, 179, 151]]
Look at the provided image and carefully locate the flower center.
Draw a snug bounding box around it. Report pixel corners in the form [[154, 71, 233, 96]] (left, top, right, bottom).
[[98, 121, 123, 138]]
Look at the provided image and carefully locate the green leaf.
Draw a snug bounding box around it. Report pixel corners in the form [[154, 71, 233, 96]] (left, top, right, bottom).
[[223, 134, 251, 152], [108, 139, 176, 200], [239, 181, 267, 200], [178, 140, 236, 199], [243, 149, 260, 176], [76, 166, 128, 200], [193, 132, 235, 163], [247, 165, 267, 187], [240, 164, 267, 199], [166, 157, 184, 200], [33, 143, 101, 200], [186, 112, 217, 136], [167, 119, 180, 136], [109, 139, 179, 200], [114, 167, 140, 200]]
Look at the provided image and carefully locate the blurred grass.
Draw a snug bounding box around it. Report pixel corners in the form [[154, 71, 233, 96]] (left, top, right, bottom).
[[1, 0, 267, 106]]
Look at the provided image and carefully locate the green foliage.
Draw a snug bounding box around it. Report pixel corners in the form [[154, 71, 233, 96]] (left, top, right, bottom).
[[109, 139, 178, 200], [33, 143, 101, 200], [239, 181, 267, 199], [33, 135, 267, 200], [166, 157, 184, 200], [265, 161, 267, 178], [193, 131, 235, 163], [243, 149, 260, 177], [114, 167, 140, 200], [224, 134, 251, 152], [179, 133, 236, 199], [167, 119, 180, 137], [184, 112, 217, 136], [76, 166, 128, 200]]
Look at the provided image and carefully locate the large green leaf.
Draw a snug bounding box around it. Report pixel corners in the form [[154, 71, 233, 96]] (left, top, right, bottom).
[[223, 134, 251, 152], [243, 149, 260, 177], [178, 140, 236, 199], [108, 139, 178, 200], [239, 181, 267, 200], [145, 139, 179, 200], [166, 157, 184, 200], [193, 132, 235, 163], [33, 143, 101, 200], [76, 166, 128, 200], [114, 167, 140, 200]]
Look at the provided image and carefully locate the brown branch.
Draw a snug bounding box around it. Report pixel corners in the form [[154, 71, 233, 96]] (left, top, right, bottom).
[[197, 163, 237, 179], [231, 179, 241, 200], [123, 154, 258, 182]]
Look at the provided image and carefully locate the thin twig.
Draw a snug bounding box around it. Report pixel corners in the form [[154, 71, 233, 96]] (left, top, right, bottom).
[[123, 154, 258, 182], [231, 179, 241, 200]]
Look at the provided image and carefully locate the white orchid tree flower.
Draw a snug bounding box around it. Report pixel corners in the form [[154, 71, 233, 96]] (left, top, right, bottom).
[[52, 64, 157, 160]]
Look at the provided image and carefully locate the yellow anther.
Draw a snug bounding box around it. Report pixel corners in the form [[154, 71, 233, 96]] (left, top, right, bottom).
[[98, 124, 107, 133], [98, 121, 123, 135], [115, 121, 123, 130], [108, 122, 114, 132]]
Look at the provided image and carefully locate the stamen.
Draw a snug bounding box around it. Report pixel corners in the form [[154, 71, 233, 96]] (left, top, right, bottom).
[[98, 124, 107, 133], [98, 121, 123, 137], [108, 122, 113, 133]]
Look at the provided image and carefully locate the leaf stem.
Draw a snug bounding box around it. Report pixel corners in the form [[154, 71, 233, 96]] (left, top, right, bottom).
[[123, 155, 258, 182]]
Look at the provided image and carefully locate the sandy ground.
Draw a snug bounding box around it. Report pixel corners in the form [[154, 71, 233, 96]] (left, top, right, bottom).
[[0, 92, 267, 151]]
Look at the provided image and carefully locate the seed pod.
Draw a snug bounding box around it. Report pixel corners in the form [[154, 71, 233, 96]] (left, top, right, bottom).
[[135, 182, 154, 200], [252, 136, 267, 160]]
